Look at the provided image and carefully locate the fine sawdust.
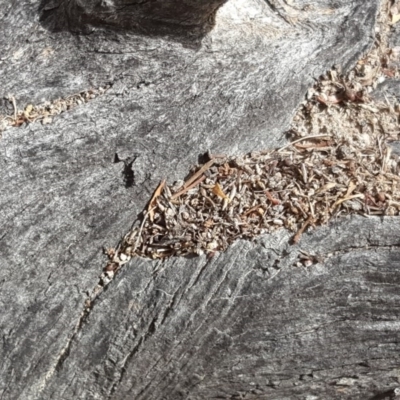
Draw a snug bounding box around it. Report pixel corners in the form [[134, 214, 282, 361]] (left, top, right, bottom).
[[102, 0, 400, 281]]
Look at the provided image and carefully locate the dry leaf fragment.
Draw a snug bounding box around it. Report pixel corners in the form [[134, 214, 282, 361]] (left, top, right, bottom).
[[392, 13, 400, 24], [204, 219, 214, 228], [212, 183, 230, 201], [24, 104, 33, 118], [148, 179, 165, 222]]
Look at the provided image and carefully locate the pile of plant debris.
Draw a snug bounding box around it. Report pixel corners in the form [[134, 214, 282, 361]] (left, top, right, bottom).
[[98, 0, 400, 278]]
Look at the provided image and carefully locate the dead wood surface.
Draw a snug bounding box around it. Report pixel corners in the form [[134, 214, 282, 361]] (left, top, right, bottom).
[[1, 1, 400, 399]]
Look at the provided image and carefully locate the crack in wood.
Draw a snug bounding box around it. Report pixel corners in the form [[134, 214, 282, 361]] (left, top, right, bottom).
[[0, 83, 113, 134]]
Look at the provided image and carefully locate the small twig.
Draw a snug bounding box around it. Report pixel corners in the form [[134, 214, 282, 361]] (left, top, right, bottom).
[[207, 151, 226, 160], [333, 193, 364, 208], [388, 200, 400, 208], [171, 175, 206, 200], [381, 144, 392, 173], [133, 207, 156, 253], [183, 159, 216, 189], [265, 191, 280, 205], [293, 215, 313, 244], [277, 134, 332, 153], [242, 204, 263, 217], [148, 179, 165, 222]]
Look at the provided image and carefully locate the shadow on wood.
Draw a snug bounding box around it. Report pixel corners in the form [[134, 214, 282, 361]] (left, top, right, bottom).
[[39, 0, 228, 42]]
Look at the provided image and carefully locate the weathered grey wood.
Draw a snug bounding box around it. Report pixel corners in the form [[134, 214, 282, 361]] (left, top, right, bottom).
[[42, 217, 400, 399], [2, 1, 399, 399]]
